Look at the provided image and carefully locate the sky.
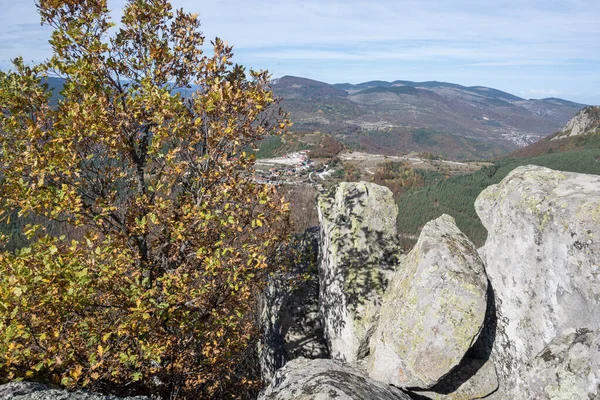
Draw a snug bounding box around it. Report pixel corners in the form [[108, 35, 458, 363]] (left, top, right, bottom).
[[1, 0, 599, 104]]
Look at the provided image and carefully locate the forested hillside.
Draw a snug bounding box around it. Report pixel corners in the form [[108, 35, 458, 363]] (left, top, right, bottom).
[[396, 148, 600, 249]]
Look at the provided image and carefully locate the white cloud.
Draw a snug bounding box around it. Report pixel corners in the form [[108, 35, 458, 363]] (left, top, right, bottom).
[[464, 60, 581, 67], [2, 0, 598, 65], [0, 0, 598, 103], [526, 88, 562, 96], [188, 0, 600, 54]]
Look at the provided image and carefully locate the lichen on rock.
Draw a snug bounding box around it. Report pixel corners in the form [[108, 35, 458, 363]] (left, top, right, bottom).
[[475, 165, 600, 398], [368, 214, 489, 390], [317, 182, 401, 363], [518, 328, 600, 400], [0, 382, 147, 400]]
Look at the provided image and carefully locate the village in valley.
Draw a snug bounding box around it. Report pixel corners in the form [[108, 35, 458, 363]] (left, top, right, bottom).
[[254, 150, 326, 191], [253, 148, 491, 193]]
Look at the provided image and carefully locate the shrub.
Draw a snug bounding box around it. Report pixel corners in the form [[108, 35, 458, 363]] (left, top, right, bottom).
[[0, 0, 290, 398]]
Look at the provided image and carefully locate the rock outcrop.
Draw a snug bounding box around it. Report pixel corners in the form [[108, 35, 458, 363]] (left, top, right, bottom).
[[368, 215, 489, 390], [0, 382, 146, 399], [476, 165, 600, 398], [5, 165, 600, 399], [552, 105, 600, 140], [317, 182, 400, 363], [260, 168, 600, 399], [278, 276, 329, 362], [258, 358, 411, 400]]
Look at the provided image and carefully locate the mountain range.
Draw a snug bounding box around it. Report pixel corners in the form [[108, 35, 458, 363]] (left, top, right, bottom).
[[272, 76, 586, 159], [42, 75, 588, 160]]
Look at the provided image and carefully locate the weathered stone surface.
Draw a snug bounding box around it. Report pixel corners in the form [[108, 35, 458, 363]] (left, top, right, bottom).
[[0, 382, 147, 399], [258, 358, 411, 400], [516, 328, 600, 399], [317, 182, 400, 363], [368, 215, 488, 389], [414, 359, 498, 400], [0, 383, 47, 398], [475, 165, 600, 397], [552, 105, 600, 140], [259, 227, 329, 382]]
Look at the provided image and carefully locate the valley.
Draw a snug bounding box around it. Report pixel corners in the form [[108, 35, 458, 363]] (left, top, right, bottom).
[[273, 76, 586, 159], [253, 106, 600, 250]]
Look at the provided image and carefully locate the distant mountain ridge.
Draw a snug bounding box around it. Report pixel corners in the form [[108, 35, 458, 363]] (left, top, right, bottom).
[[41, 75, 588, 160], [43, 76, 198, 105], [272, 76, 587, 159], [334, 79, 523, 101]]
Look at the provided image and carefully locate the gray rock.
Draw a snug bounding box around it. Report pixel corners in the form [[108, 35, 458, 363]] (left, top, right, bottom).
[[0, 382, 147, 399], [475, 165, 600, 397], [317, 182, 400, 363], [368, 215, 488, 389], [259, 227, 329, 382], [0, 383, 47, 398], [518, 328, 600, 399], [413, 358, 499, 399], [258, 358, 411, 400], [552, 105, 600, 140]]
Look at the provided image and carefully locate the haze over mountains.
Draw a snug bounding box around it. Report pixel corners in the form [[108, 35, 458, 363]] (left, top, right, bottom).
[[272, 76, 586, 159]]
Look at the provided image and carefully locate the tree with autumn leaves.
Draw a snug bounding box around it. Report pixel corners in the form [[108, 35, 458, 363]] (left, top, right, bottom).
[[0, 0, 291, 398]]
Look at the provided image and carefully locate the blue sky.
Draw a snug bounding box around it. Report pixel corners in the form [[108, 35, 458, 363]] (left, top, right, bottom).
[[1, 0, 599, 104]]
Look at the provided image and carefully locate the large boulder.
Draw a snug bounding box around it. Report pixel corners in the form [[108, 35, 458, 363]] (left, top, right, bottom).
[[475, 165, 600, 397], [368, 215, 489, 390], [258, 358, 411, 400], [259, 227, 329, 382], [317, 182, 400, 363]]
